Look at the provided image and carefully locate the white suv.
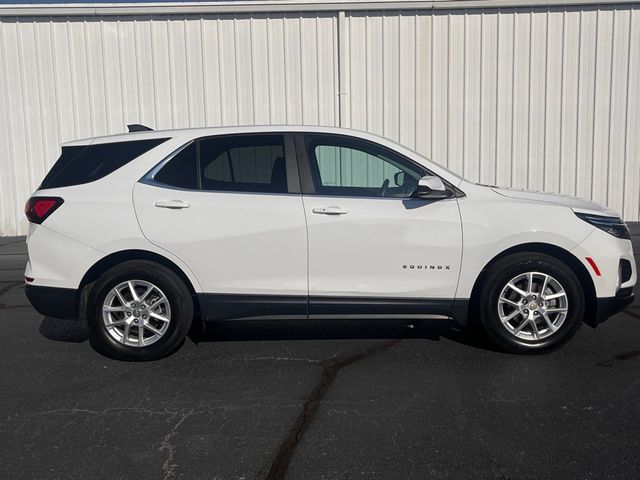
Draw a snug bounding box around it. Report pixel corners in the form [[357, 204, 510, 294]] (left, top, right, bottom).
[[24, 125, 636, 360]]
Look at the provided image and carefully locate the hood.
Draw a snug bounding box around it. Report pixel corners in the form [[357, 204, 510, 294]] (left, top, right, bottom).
[[488, 185, 620, 217]]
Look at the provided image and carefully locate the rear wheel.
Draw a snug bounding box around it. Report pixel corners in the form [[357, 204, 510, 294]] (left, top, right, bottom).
[[479, 253, 584, 354], [87, 260, 193, 361]]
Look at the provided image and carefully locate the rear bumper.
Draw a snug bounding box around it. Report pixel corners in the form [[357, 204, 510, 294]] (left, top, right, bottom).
[[25, 284, 77, 320], [595, 292, 634, 325]]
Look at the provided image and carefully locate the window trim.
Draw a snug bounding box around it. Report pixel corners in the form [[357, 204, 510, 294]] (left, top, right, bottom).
[[141, 133, 301, 195], [296, 133, 461, 200]]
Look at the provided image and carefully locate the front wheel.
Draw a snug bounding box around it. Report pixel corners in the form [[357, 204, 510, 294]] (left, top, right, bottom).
[[87, 260, 193, 361], [479, 253, 585, 354]]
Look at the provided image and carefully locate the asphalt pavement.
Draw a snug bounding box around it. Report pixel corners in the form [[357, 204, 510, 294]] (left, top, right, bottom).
[[1, 229, 639, 480]]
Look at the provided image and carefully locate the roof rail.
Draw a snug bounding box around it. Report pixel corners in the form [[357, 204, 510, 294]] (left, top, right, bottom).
[[127, 124, 153, 132]]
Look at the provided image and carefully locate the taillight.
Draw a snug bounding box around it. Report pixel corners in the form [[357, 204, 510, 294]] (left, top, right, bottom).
[[25, 197, 64, 224]]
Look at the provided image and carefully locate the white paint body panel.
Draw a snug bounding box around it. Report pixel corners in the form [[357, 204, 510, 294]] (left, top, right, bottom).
[[23, 125, 635, 311], [571, 229, 637, 298], [454, 180, 636, 299], [133, 183, 308, 295], [302, 195, 462, 297]]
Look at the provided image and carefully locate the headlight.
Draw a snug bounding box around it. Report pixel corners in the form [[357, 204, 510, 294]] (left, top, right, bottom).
[[575, 212, 630, 240]]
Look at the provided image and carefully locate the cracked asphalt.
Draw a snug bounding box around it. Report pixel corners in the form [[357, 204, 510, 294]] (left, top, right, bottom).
[[1, 229, 640, 480]]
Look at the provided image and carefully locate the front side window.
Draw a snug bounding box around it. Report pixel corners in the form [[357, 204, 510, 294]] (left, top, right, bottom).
[[307, 136, 423, 198], [152, 134, 287, 194]]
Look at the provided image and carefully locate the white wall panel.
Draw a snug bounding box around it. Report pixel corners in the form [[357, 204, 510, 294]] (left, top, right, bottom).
[[342, 5, 640, 222], [0, 12, 339, 235], [0, 4, 639, 236]]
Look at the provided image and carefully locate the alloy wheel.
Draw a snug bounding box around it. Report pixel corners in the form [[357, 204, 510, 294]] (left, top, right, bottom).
[[497, 272, 568, 341], [101, 280, 171, 347]]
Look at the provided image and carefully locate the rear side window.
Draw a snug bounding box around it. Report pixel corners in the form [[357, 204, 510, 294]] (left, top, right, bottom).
[[152, 134, 288, 194], [41, 138, 169, 189], [200, 135, 286, 193], [154, 143, 198, 190]]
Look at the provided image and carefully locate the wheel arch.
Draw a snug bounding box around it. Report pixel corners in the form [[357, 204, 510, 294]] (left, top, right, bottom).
[[466, 242, 597, 328], [77, 249, 201, 321]]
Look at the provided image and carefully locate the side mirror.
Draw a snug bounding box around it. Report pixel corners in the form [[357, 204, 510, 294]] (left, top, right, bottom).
[[394, 171, 406, 187], [416, 175, 451, 199]]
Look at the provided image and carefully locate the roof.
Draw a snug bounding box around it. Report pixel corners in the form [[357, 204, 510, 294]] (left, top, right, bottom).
[[0, 0, 634, 16], [63, 124, 385, 145]]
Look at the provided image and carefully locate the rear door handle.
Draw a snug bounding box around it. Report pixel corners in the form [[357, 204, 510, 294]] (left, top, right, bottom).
[[312, 206, 348, 215], [154, 200, 190, 209]]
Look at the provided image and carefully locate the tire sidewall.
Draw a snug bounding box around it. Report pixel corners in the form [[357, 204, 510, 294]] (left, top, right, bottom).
[[481, 254, 584, 353], [87, 262, 193, 361]]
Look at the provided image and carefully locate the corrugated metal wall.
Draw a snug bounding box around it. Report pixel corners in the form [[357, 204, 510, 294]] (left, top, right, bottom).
[[1, 5, 639, 236], [340, 6, 640, 223]]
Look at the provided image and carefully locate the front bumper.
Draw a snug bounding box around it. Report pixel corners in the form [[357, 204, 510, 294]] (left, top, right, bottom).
[[594, 292, 635, 325], [25, 284, 78, 320]]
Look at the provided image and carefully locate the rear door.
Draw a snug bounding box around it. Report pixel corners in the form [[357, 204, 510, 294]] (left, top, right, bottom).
[[297, 134, 463, 318], [133, 133, 308, 320]]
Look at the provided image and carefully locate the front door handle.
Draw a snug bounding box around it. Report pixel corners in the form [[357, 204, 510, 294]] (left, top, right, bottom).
[[154, 200, 190, 209], [312, 206, 348, 215]]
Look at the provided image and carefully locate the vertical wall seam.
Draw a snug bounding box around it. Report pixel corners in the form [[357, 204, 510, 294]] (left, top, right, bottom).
[[510, 10, 516, 186], [462, 10, 467, 178], [216, 16, 223, 124], [298, 15, 305, 125], [149, 18, 159, 129], [200, 16, 209, 126], [479, 12, 484, 179], [249, 16, 257, 125], [266, 14, 274, 124], [133, 18, 143, 122], [495, 9, 500, 185], [32, 19, 48, 178], [526, 10, 532, 189], [116, 18, 128, 128], [413, 11, 418, 150], [430, 10, 434, 158], [82, 20, 95, 136], [542, 9, 549, 190], [282, 14, 290, 124], [606, 9, 616, 207], [315, 15, 321, 125], [589, 8, 600, 199], [574, 10, 582, 196], [49, 20, 62, 145], [382, 12, 387, 137], [559, 10, 566, 193], [165, 19, 175, 128], [233, 17, 241, 124], [65, 19, 79, 136], [99, 19, 112, 132], [622, 8, 632, 218], [183, 18, 193, 127]]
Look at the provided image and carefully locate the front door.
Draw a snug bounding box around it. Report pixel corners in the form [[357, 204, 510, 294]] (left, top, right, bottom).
[[298, 134, 463, 318]]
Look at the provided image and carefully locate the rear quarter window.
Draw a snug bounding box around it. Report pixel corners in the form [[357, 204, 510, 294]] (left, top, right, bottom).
[[41, 138, 169, 189]]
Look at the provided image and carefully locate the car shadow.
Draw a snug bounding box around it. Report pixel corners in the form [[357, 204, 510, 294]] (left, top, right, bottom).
[[39, 316, 90, 343], [38, 316, 500, 353]]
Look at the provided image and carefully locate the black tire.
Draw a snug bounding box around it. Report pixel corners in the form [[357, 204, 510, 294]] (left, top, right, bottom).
[[87, 260, 193, 361], [479, 253, 584, 354]]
